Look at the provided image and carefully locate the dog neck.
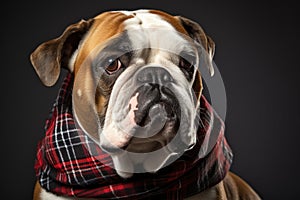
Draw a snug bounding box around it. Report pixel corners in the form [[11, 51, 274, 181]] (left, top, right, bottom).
[[34, 73, 233, 199]]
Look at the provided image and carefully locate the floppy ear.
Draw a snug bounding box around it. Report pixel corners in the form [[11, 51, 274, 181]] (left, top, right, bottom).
[[30, 19, 94, 86], [176, 16, 215, 76]]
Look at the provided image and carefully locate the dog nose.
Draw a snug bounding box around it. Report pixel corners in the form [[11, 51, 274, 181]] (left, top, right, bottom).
[[137, 67, 173, 84]]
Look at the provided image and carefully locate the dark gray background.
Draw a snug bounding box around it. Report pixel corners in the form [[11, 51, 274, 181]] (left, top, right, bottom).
[[1, 1, 299, 199]]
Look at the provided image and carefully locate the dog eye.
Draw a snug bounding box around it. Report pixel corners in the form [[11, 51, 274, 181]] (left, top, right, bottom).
[[105, 58, 122, 74], [179, 57, 194, 70]]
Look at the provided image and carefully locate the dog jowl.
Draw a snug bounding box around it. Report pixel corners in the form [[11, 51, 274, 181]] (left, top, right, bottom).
[[31, 9, 260, 200]]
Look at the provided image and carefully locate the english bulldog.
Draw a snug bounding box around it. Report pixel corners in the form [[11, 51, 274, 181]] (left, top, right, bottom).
[[31, 9, 260, 200]]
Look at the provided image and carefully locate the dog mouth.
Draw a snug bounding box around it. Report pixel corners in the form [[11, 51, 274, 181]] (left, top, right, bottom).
[[133, 85, 178, 127], [123, 84, 180, 151], [100, 83, 180, 154], [125, 101, 179, 153]]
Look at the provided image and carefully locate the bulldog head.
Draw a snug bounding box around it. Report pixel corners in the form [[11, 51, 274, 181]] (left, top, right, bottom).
[[30, 10, 215, 178]]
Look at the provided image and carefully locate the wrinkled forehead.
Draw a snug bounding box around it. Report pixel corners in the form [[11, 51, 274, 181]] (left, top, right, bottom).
[[75, 10, 192, 71], [115, 10, 186, 32], [120, 10, 194, 54]]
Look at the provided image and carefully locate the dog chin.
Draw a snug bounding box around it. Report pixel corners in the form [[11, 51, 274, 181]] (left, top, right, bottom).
[[99, 118, 182, 178], [109, 145, 180, 179]]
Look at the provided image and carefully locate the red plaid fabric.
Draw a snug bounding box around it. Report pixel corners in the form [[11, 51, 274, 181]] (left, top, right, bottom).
[[35, 73, 233, 199]]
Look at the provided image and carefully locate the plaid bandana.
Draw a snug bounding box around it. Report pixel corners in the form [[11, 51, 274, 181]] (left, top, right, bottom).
[[35, 73, 233, 199]]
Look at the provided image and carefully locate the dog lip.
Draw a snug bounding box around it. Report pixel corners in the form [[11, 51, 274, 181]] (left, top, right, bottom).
[[122, 117, 178, 153], [100, 143, 123, 154], [139, 100, 177, 124], [124, 140, 163, 153], [132, 84, 161, 126], [100, 130, 133, 154], [100, 138, 132, 154], [134, 98, 177, 127]]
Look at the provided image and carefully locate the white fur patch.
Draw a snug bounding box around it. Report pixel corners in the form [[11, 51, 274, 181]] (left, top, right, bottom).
[[121, 10, 174, 30], [77, 89, 82, 97], [68, 49, 78, 72], [118, 10, 194, 58], [40, 188, 72, 200], [112, 9, 149, 16]]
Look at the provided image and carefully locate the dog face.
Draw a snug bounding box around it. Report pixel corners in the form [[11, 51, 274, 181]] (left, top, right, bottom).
[[31, 10, 215, 178]]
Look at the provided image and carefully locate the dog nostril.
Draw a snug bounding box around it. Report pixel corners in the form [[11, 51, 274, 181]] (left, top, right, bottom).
[[162, 73, 173, 82], [137, 71, 153, 83]]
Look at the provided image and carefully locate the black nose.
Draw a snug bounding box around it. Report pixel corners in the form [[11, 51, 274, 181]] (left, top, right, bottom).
[[136, 67, 174, 84]]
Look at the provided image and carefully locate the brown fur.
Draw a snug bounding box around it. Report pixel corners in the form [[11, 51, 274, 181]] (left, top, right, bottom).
[[73, 12, 133, 74], [33, 181, 41, 200], [30, 19, 94, 87]]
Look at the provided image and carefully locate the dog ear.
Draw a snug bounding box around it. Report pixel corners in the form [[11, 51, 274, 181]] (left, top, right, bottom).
[[176, 16, 215, 76], [30, 19, 94, 86]]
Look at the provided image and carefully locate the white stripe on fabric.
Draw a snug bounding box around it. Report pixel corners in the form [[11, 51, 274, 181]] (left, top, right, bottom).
[[109, 185, 120, 199], [64, 113, 88, 185], [84, 134, 106, 179], [55, 94, 72, 184]]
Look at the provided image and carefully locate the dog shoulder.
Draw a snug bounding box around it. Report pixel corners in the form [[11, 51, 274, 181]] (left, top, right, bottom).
[[184, 180, 228, 200], [187, 172, 261, 200], [34, 182, 70, 200], [223, 172, 261, 200]]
